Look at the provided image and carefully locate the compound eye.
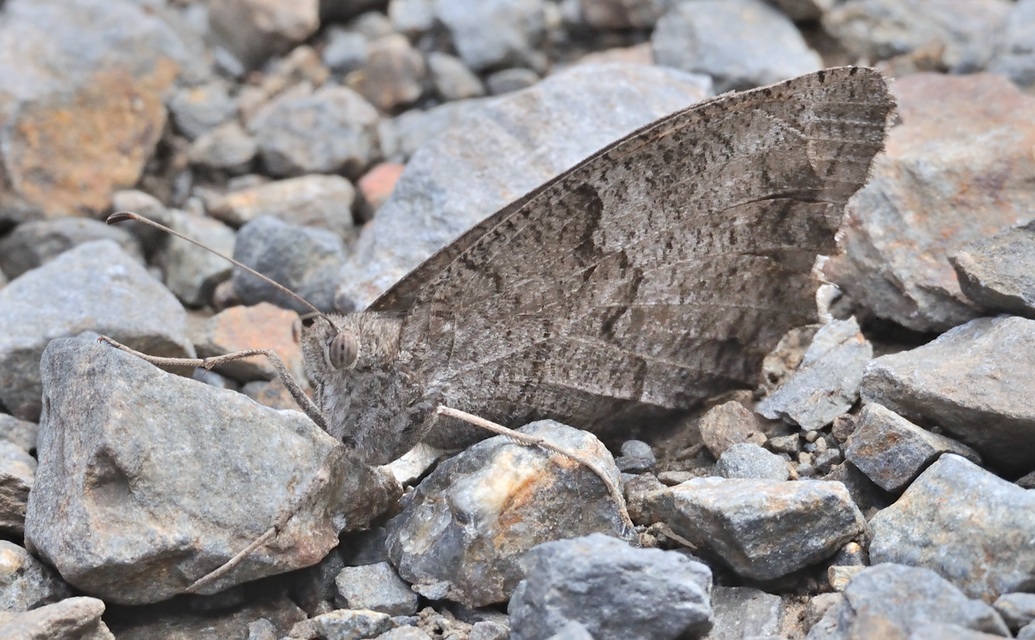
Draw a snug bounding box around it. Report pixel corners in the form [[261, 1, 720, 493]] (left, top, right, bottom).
[[328, 331, 359, 369]]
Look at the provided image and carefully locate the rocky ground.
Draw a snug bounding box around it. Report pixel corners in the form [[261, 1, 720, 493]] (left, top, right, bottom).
[[0, 0, 1034, 638]]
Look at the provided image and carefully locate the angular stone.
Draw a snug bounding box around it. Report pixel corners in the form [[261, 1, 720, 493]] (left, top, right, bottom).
[[334, 562, 418, 616], [154, 209, 236, 308], [187, 122, 258, 175], [322, 27, 368, 74], [646, 478, 865, 581], [869, 454, 1035, 602], [995, 592, 1035, 634], [24, 338, 398, 605], [0, 217, 143, 280], [386, 421, 633, 607], [0, 541, 72, 612], [0, 441, 35, 535], [167, 80, 237, 140], [860, 315, 1035, 476], [311, 609, 394, 639], [757, 318, 872, 431], [208, 0, 319, 71], [435, 0, 546, 72], [951, 220, 1035, 319], [0, 596, 113, 640], [508, 534, 713, 640], [427, 52, 485, 102], [697, 401, 768, 459], [348, 34, 427, 112], [208, 175, 356, 238], [192, 302, 304, 383], [716, 443, 790, 481], [708, 586, 784, 639], [987, 0, 1035, 87], [845, 403, 980, 493], [0, 241, 193, 421], [0, 415, 37, 454]]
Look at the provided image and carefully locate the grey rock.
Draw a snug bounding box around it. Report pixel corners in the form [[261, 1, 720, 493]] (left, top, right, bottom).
[[388, 0, 436, 36], [187, 122, 258, 174], [0, 596, 113, 640], [470, 620, 510, 640], [378, 99, 487, 163], [323, 27, 369, 75], [167, 80, 237, 140], [427, 52, 486, 101], [757, 318, 872, 431], [0, 415, 37, 453], [845, 403, 980, 493], [436, 0, 546, 72], [869, 454, 1035, 602], [335, 562, 418, 616], [386, 421, 633, 607], [987, 0, 1035, 87], [248, 85, 381, 179], [154, 209, 236, 308], [822, 0, 1010, 73], [349, 34, 427, 112], [248, 618, 277, 640], [763, 0, 833, 21], [485, 67, 541, 95], [208, 0, 319, 71], [906, 624, 1008, 640], [804, 564, 1008, 640], [0, 441, 34, 535], [338, 63, 711, 309], [652, 0, 822, 93], [994, 592, 1035, 633], [545, 621, 594, 640], [209, 174, 357, 238], [312, 608, 394, 640], [860, 315, 1035, 476], [699, 401, 768, 459], [508, 533, 713, 640], [1022, 622, 1035, 640], [951, 220, 1035, 319], [0, 541, 72, 612], [615, 439, 656, 473], [24, 337, 398, 604], [572, 0, 668, 29], [645, 478, 865, 581], [0, 241, 193, 421], [767, 433, 800, 455], [111, 190, 172, 252], [0, 217, 143, 280], [716, 444, 790, 481], [377, 627, 434, 640], [820, 461, 889, 515], [707, 586, 783, 640], [232, 216, 348, 313]]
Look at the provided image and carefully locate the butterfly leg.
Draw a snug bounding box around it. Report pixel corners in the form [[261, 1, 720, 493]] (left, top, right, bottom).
[[434, 405, 632, 529], [97, 335, 327, 431]]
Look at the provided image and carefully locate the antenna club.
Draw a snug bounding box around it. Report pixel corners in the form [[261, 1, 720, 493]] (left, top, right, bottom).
[[107, 211, 139, 225]]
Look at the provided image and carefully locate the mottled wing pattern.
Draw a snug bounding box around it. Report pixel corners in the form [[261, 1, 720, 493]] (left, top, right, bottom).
[[373, 67, 893, 440]]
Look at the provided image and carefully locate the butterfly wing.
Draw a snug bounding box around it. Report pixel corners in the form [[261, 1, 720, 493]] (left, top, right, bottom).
[[372, 67, 894, 442]]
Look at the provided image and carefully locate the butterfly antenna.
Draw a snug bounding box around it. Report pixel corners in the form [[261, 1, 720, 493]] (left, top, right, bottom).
[[107, 211, 334, 325]]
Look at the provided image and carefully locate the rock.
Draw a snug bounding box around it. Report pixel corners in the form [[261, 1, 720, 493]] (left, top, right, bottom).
[[822, 0, 1010, 73], [188, 122, 258, 175], [707, 586, 784, 639], [614, 439, 656, 474], [236, 46, 330, 122], [232, 216, 349, 314], [386, 421, 633, 607], [0, 241, 193, 421], [0, 0, 207, 223], [348, 34, 427, 112], [995, 592, 1035, 634], [192, 302, 305, 383], [436, 0, 546, 72], [311, 608, 395, 640], [322, 27, 368, 75], [377, 99, 487, 163], [508, 533, 713, 640], [0, 541, 72, 611], [0, 441, 35, 535], [209, 174, 357, 238], [248, 85, 381, 179], [824, 73, 1035, 332], [652, 0, 822, 93], [24, 337, 398, 604], [764, 0, 832, 21], [845, 403, 980, 493], [571, 0, 668, 29], [154, 209, 237, 308], [951, 220, 1035, 319], [337, 63, 712, 309], [697, 401, 768, 459], [987, 0, 1035, 87], [356, 163, 404, 219], [804, 564, 1009, 639], [757, 318, 871, 430], [906, 624, 1010, 640], [0, 217, 144, 280], [334, 562, 419, 616], [860, 315, 1035, 476], [427, 52, 485, 101], [485, 67, 541, 95], [167, 80, 237, 140], [111, 190, 172, 252], [869, 454, 1035, 602], [208, 0, 320, 71], [376, 627, 433, 640], [470, 620, 509, 640], [0, 596, 114, 640], [0, 415, 37, 454], [716, 443, 790, 481], [645, 477, 865, 581]]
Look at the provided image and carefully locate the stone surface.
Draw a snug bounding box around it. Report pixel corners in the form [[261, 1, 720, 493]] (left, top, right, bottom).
[[427, 52, 486, 102], [436, 0, 546, 72], [716, 443, 790, 481], [356, 163, 404, 219], [0, 415, 37, 454], [869, 454, 1035, 602], [995, 592, 1035, 634], [0, 441, 34, 534], [248, 85, 381, 179], [167, 80, 237, 140], [187, 122, 258, 175], [0, 541, 72, 612], [386, 421, 633, 607], [311, 608, 394, 639], [652, 0, 822, 93], [573, 0, 668, 29], [845, 403, 980, 493], [0, 217, 143, 280], [860, 315, 1035, 476], [208, 0, 319, 71], [232, 216, 349, 313], [24, 337, 398, 605], [0, 596, 114, 640], [348, 34, 427, 112], [209, 174, 357, 238], [337, 63, 712, 309], [825, 73, 1035, 332], [377, 99, 486, 163], [154, 209, 236, 308], [614, 439, 656, 474], [804, 564, 1009, 639], [706, 586, 784, 640], [764, 0, 832, 21], [334, 562, 418, 616], [698, 401, 768, 459], [322, 27, 368, 74], [508, 533, 713, 640], [485, 67, 541, 95], [646, 478, 865, 581], [757, 318, 872, 431], [951, 220, 1035, 319], [192, 302, 305, 383], [988, 0, 1035, 87], [0, 241, 193, 421]]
